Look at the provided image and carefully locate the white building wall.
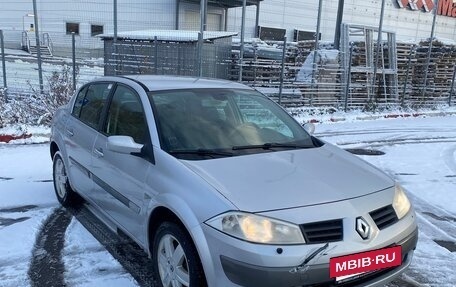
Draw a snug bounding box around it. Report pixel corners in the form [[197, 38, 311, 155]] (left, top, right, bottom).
[[2, 0, 456, 55], [227, 0, 456, 43], [0, 0, 177, 53]]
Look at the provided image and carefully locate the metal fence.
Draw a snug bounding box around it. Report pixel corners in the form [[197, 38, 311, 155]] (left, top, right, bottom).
[[1, 0, 455, 110]]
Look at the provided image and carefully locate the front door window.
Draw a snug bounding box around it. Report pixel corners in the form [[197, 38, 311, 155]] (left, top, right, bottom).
[[104, 85, 147, 144]]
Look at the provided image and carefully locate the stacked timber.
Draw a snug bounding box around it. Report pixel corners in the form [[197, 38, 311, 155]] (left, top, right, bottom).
[[410, 40, 456, 104], [231, 40, 343, 107], [230, 36, 456, 108], [396, 42, 417, 101]]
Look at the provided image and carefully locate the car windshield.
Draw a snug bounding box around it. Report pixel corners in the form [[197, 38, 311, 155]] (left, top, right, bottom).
[[149, 89, 316, 159]]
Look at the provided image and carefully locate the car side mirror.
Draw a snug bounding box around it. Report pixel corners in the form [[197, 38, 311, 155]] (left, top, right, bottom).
[[303, 122, 315, 135], [107, 136, 144, 155]]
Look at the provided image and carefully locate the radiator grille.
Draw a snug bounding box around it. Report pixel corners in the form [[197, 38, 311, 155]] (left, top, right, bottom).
[[370, 205, 399, 230], [300, 219, 343, 244]]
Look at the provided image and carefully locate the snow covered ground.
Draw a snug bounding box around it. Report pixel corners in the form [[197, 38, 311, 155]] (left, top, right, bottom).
[[0, 115, 455, 286], [0, 53, 103, 94]]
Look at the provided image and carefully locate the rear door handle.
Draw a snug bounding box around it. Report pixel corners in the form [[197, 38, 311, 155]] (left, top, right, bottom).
[[66, 128, 74, 137], [93, 148, 104, 158]]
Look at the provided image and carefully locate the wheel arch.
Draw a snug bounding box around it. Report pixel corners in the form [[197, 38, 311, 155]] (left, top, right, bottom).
[[50, 141, 59, 160], [146, 204, 213, 285], [147, 206, 184, 253]]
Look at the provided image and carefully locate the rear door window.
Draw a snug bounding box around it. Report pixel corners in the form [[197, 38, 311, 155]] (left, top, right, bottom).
[[77, 83, 112, 129], [72, 86, 88, 118]]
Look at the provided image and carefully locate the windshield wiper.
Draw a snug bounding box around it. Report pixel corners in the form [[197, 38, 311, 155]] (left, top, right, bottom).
[[168, 149, 234, 158], [232, 142, 312, 151]]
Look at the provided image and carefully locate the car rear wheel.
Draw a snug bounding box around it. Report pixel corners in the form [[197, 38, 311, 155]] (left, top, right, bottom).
[[52, 151, 79, 207], [153, 222, 206, 287]]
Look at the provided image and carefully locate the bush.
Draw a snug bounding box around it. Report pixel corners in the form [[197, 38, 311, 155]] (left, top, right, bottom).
[[28, 65, 76, 125], [0, 66, 76, 126]]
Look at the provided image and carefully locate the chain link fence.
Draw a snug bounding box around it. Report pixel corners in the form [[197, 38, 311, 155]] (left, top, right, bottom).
[[0, 0, 455, 111]]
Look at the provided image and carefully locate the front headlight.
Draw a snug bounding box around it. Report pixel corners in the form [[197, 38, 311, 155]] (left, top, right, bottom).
[[206, 212, 306, 244], [393, 184, 411, 219]]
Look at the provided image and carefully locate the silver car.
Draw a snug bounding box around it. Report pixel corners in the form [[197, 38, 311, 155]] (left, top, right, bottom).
[[50, 75, 417, 287]]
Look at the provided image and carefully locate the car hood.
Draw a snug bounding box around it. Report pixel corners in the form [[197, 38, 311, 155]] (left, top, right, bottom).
[[181, 144, 394, 212]]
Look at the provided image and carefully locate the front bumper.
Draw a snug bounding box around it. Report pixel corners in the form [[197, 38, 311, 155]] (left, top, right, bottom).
[[220, 228, 417, 287], [199, 188, 418, 287]]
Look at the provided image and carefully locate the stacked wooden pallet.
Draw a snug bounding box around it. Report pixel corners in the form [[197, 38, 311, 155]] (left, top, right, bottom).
[[231, 39, 455, 107], [348, 41, 404, 107], [396, 42, 417, 100], [409, 40, 456, 104], [230, 40, 345, 106], [292, 41, 343, 106]]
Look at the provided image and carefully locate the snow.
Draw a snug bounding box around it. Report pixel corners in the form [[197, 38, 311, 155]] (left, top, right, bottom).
[[290, 105, 456, 125], [295, 49, 339, 83], [396, 37, 456, 46], [64, 220, 139, 287], [0, 115, 455, 286], [317, 116, 456, 212], [0, 144, 139, 286], [0, 144, 56, 286], [295, 51, 314, 83], [232, 38, 284, 60], [0, 56, 104, 94], [429, 37, 456, 46], [254, 87, 302, 96], [1, 49, 31, 56], [99, 30, 238, 42]]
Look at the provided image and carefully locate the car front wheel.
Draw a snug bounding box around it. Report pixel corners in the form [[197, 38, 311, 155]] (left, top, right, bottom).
[[153, 221, 207, 287], [52, 151, 79, 207]]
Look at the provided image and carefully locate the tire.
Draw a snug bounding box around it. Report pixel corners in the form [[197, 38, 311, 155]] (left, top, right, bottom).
[[52, 151, 79, 207], [153, 221, 207, 287]]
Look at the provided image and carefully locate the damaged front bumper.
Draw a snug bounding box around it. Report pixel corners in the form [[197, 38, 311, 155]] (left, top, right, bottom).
[[219, 228, 418, 287]]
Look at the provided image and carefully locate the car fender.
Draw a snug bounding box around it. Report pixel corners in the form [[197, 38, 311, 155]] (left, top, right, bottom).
[[145, 193, 219, 285], [50, 106, 78, 190]]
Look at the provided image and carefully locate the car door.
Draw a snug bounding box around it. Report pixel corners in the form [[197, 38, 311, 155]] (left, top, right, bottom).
[[91, 83, 151, 241], [64, 82, 113, 197]]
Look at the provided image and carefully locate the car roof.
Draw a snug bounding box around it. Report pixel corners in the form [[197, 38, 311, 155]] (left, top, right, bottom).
[[122, 75, 253, 92]]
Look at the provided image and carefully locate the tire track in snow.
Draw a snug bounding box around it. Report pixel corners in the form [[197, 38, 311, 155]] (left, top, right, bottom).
[[442, 145, 456, 175], [317, 127, 456, 138], [66, 204, 157, 287], [28, 204, 157, 287], [334, 136, 456, 148], [411, 194, 456, 241], [28, 207, 72, 287]]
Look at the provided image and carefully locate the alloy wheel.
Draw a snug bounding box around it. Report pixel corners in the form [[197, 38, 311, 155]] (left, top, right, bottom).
[[157, 234, 190, 287]]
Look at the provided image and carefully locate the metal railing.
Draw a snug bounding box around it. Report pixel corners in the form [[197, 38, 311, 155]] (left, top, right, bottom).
[[21, 31, 31, 52], [42, 32, 53, 56]]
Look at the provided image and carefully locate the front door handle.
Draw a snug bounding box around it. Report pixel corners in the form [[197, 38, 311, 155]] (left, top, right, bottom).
[[93, 148, 104, 158], [66, 128, 74, 137]]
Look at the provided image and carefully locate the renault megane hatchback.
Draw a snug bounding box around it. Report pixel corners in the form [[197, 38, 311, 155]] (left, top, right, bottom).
[[50, 75, 417, 287]]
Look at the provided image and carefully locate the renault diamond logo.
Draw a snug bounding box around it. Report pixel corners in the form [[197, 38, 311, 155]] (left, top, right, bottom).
[[356, 217, 370, 240]]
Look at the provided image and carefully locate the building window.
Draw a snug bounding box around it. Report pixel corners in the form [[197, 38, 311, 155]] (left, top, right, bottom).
[[66, 22, 79, 35], [91, 24, 103, 36]]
